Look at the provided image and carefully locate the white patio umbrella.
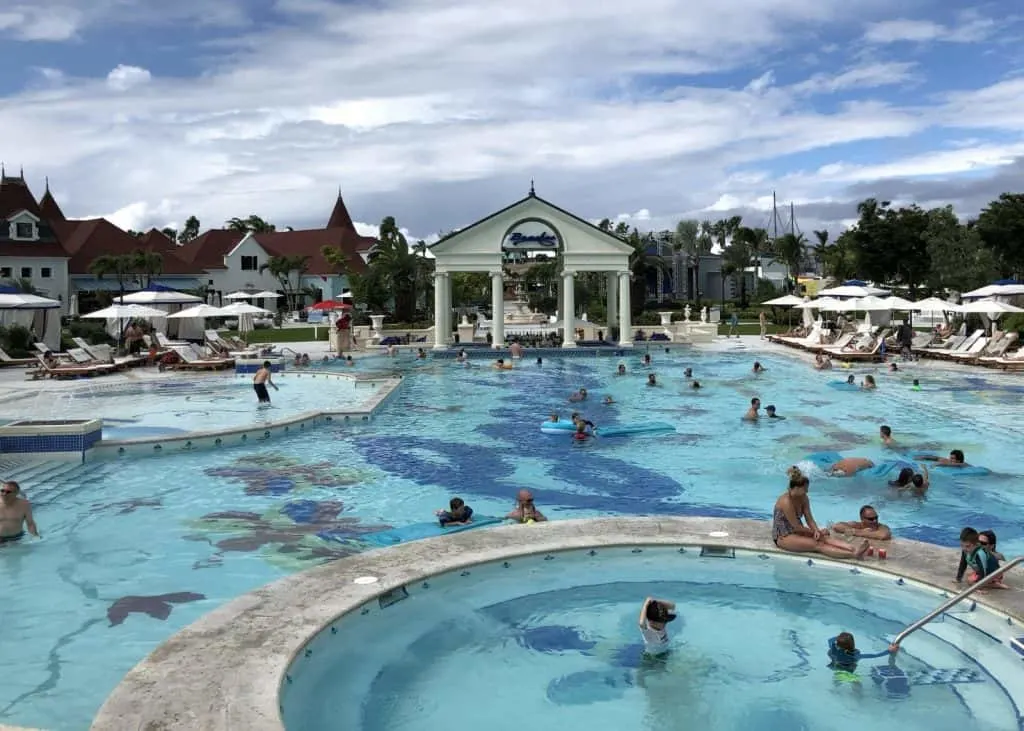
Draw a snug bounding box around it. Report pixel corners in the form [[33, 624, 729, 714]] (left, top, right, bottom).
[[116, 290, 201, 305], [166, 304, 227, 319], [958, 298, 1024, 315], [762, 294, 805, 306], [880, 296, 917, 310], [852, 296, 893, 311], [220, 302, 271, 342], [817, 284, 890, 298], [82, 304, 169, 319], [794, 297, 837, 309], [912, 297, 962, 313], [251, 290, 281, 299], [962, 283, 1024, 299], [224, 291, 256, 300]]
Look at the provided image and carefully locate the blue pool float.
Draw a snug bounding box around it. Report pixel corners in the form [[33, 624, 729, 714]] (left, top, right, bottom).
[[540, 421, 576, 432], [925, 462, 991, 477], [804, 452, 912, 479], [594, 422, 675, 437], [828, 381, 861, 391], [320, 516, 508, 547]]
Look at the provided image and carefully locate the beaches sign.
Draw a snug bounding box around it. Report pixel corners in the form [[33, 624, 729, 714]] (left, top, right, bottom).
[[502, 223, 559, 250]]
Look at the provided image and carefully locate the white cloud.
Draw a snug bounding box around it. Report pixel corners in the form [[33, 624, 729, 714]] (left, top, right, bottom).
[[863, 12, 996, 44], [106, 65, 152, 92], [0, 0, 1018, 242], [0, 6, 82, 41]]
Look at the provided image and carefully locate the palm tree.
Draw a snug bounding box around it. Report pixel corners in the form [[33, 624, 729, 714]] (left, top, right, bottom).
[[178, 216, 201, 243], [1, 277, 41, 294], [812, 229, 830, 273], [259, 255, 310, 310], [365, 216, 433, 322], [89, 254, 137, 302], [673, 219, 702, 304], [226, 215, 276, 233], [771, 233, 806, 292], [132, 250, 164, 287]]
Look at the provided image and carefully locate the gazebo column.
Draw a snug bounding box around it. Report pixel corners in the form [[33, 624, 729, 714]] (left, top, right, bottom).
[[440, 272, 452, 347], [433, 271, 447, 349], [490, 270, 504, 348], [617, 270, 633, 346], [562, 270, 577, 348], [606, 272, 618, 332]]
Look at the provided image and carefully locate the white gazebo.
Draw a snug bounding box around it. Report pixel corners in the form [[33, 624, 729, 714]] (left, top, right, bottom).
[[428, 191, 635, 348]]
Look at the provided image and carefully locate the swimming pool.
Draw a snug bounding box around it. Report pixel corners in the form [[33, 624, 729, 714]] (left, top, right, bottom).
[[281, 547, 1020, 731], [0, 374, 380, 439], [2, 345, 1023, 729]]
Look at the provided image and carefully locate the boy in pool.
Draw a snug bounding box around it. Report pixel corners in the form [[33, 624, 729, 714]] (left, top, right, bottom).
[[956, 527, 1004, 586], [435, 497, 473, 527], [828, 632, 899, 676], [639, 597, 676, 656]]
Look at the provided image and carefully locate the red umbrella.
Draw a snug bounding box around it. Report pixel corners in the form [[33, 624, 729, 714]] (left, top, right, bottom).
[[308, 301, 352, 311]]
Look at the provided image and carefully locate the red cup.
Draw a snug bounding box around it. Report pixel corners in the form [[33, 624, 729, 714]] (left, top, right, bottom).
[[865, 546, 874, 557], [878, 548, 887, 560]]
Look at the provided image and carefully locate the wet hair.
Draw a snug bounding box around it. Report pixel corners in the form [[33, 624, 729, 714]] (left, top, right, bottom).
[[496, 358, 504, 364], [449, 497, 465, 512], [865, 375, 876, 385], [2, 481, 19, 493], [835, 632, 856, 652], [751, 397, 760, 405], [880, 425, 891, 437], [892, 468, 913, 486], [263, 360, 272, 368], [950, 449, 965, 463], [912, 378, 920, 386], [646, 600, 676, 623], [754, 361, 762, 369], [788, 472, 809, 490], [846, 375, 855, 383], [960, 527, 979, 544], [859, 505, 877, 519], [691, 380, 700, 388], [979, 530, 997, 548], [766, 405, 776, 412], [911, 474, 926, 488], [536, 357, 543, 364]]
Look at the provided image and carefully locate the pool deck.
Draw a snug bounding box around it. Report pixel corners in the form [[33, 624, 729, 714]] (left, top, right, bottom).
[[89, 516, 1023, 731]]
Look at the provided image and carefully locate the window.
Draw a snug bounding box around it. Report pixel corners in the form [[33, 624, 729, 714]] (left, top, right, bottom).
[[20, 267, 32, 278], [40, 267, 52, 278], [0, 267, 10, 278], [241, 255, 258, 271], [14, 222, 33, 239]]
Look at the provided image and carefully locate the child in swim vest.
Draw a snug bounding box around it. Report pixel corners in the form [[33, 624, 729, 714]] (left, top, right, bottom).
[[912, 379, 921, 391], [828, 632, 899, 673], [574, 421, 590, 440], [435, 497, 473, 527]]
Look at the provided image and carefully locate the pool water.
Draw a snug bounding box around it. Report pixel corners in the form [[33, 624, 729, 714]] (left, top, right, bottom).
[[1, 375, 379, 438], [282, 549, 1018, 731], [2, 346, 1023, 729]]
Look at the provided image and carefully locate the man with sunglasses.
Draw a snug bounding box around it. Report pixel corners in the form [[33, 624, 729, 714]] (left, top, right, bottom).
[[832, 505, 891, 541], [0, 481, 39, 544]]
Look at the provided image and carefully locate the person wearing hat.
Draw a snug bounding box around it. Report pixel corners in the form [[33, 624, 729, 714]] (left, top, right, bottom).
[[639, 597, 676, 655]]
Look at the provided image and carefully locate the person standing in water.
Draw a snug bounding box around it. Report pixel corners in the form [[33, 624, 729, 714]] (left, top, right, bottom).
[[253, 360, 278, 404], [0, 482, 39, 543]]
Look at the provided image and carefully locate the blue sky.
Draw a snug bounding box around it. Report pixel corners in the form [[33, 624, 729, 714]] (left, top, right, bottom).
[[0, 1, 1022, 239]]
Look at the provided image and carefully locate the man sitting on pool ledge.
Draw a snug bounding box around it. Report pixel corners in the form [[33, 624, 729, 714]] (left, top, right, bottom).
[[832, 505, 891, 541], [0, 481, 39, 544], [507, 489, 546, 523]]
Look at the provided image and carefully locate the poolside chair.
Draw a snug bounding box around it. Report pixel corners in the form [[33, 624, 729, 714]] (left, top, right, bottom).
[[945, 335, 991, 362], [205, 329, 260, 357], [169, 345, 234, 370], [928, 329, 984, 361], [829, 332, 887, 362], [809, 331, 854, 353], [31, 354, 116, 380], [976, 333, 1019, 366], [0, 346, 37, 367], [72, 338, 146, 369], [916, 332, 967, 358], [156, 331, 189, 348], [980, 341, 1024, 370]]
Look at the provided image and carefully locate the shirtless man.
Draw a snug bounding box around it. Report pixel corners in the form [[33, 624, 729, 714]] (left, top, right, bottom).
[[829, 457, 874, 476], [879, 425, 895, 448], [0, 481, 39, 544], [832, 505, 891, 541], [917, 449, 968, 467], [509, 341, 524, 358], [253, 360, 278, 404], [507, 489, 547, 523], [743, 397, 761, 421]]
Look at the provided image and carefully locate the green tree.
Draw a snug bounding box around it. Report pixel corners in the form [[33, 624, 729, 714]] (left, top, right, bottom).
[[178, 216, 201, 243], [975, 193, 1024, 277], [673, 219, 711, 306], [161, 227, 177, 241], [227, 215, 276, 233], [771, 232, 806, 291], [133, 250, 163, 287], [847, 199, 931, 294], [259, 255, 310, 310], [450, 272, 491, 309], [88, 254, 137, 302], [364, 216, 433, 322], [923, 207, 998, 293], [1, 277, 41, 294]]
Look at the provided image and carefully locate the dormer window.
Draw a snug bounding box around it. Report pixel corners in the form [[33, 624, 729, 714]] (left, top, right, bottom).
[[8, 212, 39, 241], [15, 222, 33, 239]]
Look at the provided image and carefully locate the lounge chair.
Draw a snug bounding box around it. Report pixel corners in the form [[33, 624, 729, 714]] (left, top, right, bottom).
[[976, 334, 1019, 366], [946, 335, 992, 362], [72, 338, 146, 369], [828, 333, 886, 362], [31, 354, 116, 380], [927, 329, 984, 361], [169, 346, 234, 371], [0, 346, 36, 367], [916, 332, 967, 357], [809, 332, 854, 353], [205, 329, 260, 357]]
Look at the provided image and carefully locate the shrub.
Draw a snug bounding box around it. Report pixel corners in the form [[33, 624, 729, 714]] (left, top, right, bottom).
[[0, 324, 33, 357]]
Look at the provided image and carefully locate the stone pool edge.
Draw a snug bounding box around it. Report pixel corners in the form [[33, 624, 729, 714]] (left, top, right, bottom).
[[89, 516, 1024, 731]]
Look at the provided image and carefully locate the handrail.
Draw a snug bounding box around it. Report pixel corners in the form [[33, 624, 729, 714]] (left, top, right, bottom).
[[893, 556, 1022, 645]]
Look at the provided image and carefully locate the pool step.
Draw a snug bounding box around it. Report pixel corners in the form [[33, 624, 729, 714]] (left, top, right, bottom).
[[3, 460, 113, 505]]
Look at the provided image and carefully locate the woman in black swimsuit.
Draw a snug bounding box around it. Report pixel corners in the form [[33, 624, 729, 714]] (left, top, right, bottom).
[[772, 470, 870, 559]]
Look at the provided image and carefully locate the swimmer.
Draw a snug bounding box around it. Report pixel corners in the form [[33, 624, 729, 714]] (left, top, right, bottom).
[[639, 597, 676, 655], [743, 397, 760, 421], [879, 425, 894, 448], [493, 358, 513, 370], [507, 489, 546, 523], [345, 355, 354, 367], [846, 374, 855, 385], [828, 457, 874, 476], [832, 505, 892, 541], [616, 363, 627, 376], [691, 380, 701, 389], [253, 360, 278, 404], [417, 348, 427, 359], [765, 405, 783, 419], [753, 361, 765, 374], [509, 341, 524, 358], [828, 632, 899, 673], [300, 353, 310, 367], [890, 465, 929, 494], [814, 353, 832, 370], [435, 497, 473, 526], [548, 413, 560, 422], [603, 395, 614, 404], [912, 378, 921, 391], [889, 362, 899, 372], [569, 387, 588, 402], [916, 449, 968, 467], [573, 421, 591, 441], [536, 357, 543, 366], [684, 367, 692, 378], [293, 353, 302, 367], [0, 481, 39, 543], [647, 373, 657, 386], [456, 349, 467, 363], [956, 527, 1003, 586], [643, 353, 652, 366], [321, 355, 329, 363], [861, 375, 876, 390], [572, 412, 596, 431], [387, 344, 397, 357]]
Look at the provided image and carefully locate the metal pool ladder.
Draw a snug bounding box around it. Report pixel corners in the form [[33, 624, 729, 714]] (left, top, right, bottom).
[[893, 556, 1022, 645]]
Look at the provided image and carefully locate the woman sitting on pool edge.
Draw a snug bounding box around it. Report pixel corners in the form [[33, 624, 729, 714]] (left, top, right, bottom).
[[772, 469, 870, 559]]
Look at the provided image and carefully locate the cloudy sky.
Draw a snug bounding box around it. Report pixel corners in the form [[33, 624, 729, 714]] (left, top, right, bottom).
[[0, 0, 1021, 240]]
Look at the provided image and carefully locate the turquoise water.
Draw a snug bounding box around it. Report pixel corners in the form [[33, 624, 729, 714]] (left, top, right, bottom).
[[0, 375, 377, 439], [282, 549, 1017, 731], [1, 346, 1023, 729]]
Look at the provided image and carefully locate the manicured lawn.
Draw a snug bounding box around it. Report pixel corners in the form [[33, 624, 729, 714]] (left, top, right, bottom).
[[716, 323, 788, 336]]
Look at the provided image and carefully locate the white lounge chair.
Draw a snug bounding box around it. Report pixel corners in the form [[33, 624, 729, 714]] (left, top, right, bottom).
[[0, 346, 36, 367], [169, 346, 234, 370]]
